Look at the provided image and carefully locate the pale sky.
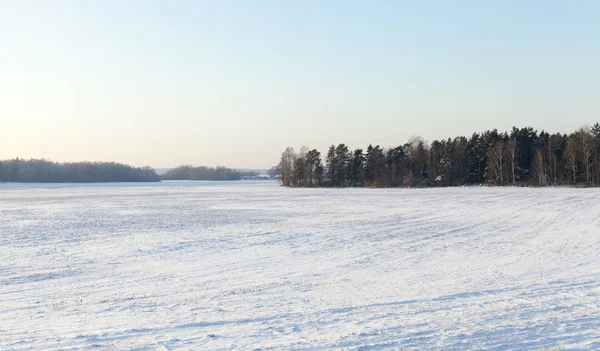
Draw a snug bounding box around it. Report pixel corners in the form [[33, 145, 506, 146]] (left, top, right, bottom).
[[1, 1, 599, 169]]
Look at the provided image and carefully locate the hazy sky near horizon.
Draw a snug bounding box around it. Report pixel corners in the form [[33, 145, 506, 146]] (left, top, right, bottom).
[[1, 1, 599, 169]]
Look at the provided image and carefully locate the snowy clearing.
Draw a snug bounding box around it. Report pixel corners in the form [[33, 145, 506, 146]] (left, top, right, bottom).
[[1, 182, 600, 350]]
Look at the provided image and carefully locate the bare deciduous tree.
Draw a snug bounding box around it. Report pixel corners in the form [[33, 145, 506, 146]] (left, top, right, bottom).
[[533, 147, 546, 186], [486, 139, 505, 185], [506, 138, 517, 184], [279, 147, 296, 187], [565, 136, 579, 183]]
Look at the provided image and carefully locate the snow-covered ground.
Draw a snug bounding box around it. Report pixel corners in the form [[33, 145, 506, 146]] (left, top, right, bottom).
[[2, 182, 600, 350]]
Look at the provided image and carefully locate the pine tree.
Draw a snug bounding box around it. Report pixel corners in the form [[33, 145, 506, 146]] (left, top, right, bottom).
[[325, 145, 336, 186], [350, 149, 365, 186], [364, 144, 375, 185], [334, 144, 350, 187]]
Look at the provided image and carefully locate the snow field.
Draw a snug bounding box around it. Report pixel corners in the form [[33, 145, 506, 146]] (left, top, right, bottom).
[[1, 182, 600, 350]]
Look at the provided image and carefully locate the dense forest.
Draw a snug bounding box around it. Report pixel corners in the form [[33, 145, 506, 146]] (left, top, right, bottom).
[[0, 159, 160, 183], [277, 124, 600, 188], [161, 165, 244, 181]]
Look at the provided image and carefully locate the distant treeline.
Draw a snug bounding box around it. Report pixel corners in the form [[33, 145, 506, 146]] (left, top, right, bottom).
[[0, 159, 160, 183], [161, 165, 254, 181], [277, 124, 600, 188]]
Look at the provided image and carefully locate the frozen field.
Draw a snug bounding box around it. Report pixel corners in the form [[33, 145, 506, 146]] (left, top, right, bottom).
[[1, 182, 600, 350]]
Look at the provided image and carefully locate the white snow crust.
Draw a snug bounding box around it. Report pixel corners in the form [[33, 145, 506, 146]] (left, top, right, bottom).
[[1, 181, 600, 350]]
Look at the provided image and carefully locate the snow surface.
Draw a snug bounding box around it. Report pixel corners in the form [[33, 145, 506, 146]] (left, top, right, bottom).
[[2, 181, 600, 350]]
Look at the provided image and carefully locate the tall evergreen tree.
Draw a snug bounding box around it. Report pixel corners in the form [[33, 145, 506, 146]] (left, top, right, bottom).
[[325, 145, 336, 186], [334, 144, 350, 187], [350, 149, 365, 186]]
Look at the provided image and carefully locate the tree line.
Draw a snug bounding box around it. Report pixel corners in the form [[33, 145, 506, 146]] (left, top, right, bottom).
[[276, 124, 600, 188], [0, 159, 263, 183], [161, 165, 244, 181], [0, 158, 160, 182]]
